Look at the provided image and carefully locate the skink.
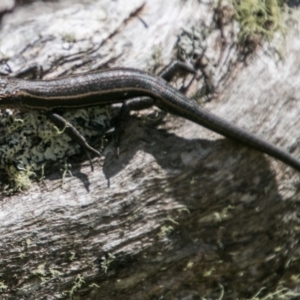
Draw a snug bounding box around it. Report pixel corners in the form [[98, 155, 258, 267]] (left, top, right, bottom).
[[0, 68, 299, 172]]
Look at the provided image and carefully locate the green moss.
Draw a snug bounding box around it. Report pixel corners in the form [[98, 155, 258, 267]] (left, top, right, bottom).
[[4, 164, 35, 193], [0, 106, 110, 192], [61, 33, 77, 43], [232, 0, 285, 43], [101, 253, 116, 273], [251, 287, 300, 299], [0, 281, 8, 291], [68, 274, 85, 296]]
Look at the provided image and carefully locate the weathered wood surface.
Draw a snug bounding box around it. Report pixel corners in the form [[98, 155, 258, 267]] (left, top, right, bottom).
[[0, 0, 300, 299]]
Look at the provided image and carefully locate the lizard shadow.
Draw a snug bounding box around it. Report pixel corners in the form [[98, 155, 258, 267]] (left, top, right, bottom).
[[101, 115, 278, 188]]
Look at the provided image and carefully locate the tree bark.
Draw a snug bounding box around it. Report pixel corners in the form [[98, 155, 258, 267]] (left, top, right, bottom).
[[0, 0, 300, 299]]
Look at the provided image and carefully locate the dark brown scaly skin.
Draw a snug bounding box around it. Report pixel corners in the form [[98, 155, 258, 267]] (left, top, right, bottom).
[[0, 68, 299, 171]]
